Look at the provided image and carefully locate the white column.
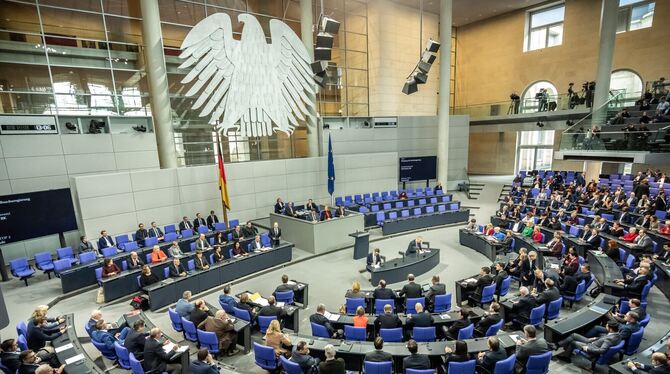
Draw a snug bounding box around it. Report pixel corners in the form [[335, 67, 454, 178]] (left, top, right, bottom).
[[591, 0, 619, 127], [140, 0, 177, 168], [437, 0, 452, 187], [300, 0, 320, 157]]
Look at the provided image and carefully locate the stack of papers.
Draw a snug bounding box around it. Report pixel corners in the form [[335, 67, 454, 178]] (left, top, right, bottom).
[[163, 342, 189, 353], [323, 311, 340, 322], [509, 334, 520, 343], [277, 302, 285, 307], [55, 343, 73, 353], [65, 354, 85, 365], [249, 292, 269, 306], [439, 313, 451, 320]]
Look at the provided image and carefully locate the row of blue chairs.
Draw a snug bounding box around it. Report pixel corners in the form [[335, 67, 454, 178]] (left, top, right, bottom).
[[377, 203, 461, 226], [345, 294, 453, 316], [253, 342, 355, 373], [335, 188, 446, 206], [359, 196, 453, 213], [9, 247, 84, 286]]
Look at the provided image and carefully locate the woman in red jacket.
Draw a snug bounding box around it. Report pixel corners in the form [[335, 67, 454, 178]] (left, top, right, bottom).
[[532, 226, 544, 243]]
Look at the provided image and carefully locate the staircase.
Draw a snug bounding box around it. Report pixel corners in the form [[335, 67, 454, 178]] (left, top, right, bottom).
[[468, 183, 484, 200], [498, 184, 513, 201]]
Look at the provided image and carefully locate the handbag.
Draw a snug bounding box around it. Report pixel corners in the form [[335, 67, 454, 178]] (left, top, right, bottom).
[[96, 287, 105, 304]]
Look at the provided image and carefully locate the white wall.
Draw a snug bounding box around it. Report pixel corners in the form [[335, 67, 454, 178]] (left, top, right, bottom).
[[0, 132, 159, 261], [72, 152, 399, 239]]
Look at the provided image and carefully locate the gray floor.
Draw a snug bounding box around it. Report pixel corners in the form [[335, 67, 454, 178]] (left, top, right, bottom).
[[2, 176, 668, 373]]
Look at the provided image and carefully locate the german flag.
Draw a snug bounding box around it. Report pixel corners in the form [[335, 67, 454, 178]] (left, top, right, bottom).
[[215, 132, 231, 211]]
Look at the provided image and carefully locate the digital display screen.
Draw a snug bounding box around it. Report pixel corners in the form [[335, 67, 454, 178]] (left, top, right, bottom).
[[0, 189, 78, 245], [399, 156, 437, 182]]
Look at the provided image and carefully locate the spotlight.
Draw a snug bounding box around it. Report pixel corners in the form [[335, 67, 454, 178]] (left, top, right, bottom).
[[88, 119, 105, 134], [425, 39, 440, 53], [132, 125, 147, 132], [321, 16, 340, 34], [65, 122, 77, 132], [402, 78, 418, 95], [536, 121, 545, 128]]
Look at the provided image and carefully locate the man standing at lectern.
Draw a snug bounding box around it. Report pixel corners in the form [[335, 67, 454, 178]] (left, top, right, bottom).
[[406, 236, 424, 256], [367, 248, 383, 267]]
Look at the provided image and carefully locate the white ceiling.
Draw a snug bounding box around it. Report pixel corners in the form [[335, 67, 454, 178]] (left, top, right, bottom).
[[392, 0, 551, 26]]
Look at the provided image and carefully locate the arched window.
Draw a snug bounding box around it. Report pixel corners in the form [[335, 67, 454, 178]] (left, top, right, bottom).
[[521, 81, 558, 113], [609, 69, 643, 98]]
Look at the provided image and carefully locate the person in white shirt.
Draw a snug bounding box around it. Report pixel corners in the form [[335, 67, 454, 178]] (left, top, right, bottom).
[[195, 234, 212, 251]]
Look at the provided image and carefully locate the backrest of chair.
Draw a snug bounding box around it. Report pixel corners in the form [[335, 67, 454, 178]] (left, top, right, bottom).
[[457, 323, 474, 340], [229, 219, 239, 228], [16, 321, 27, 336], [115, 235, 129, 245], [493, 353, 516, 374], [485, 319, 504, 337], [641, 282, 652, 301], [53, 259, 72, 273], [197, 329, 219, 349], [95, 267, 103, 282], [530, 304, 546, 325], [79, 251, 97, 264], [525, 351, 552, 374], [413, 208, 422, 216], [546, 297, 562, 320], [389, 212, 398, 220], [406, 297, 425, 314], [401, 210, 409, 217], [310, 322, 330, 338], [214, 222, 226, 231], [575, 280, 586, 299], [257, 316, 277, 334], [345, 298, 366, 314], [17, 335, 28, 351], [640, 313, 651, 328], [379, 328, 402, 342], [253, 342, 277, 368], [129, 353, 145, 374], [500, 276, 511, 295], [625, 326, 644, 355], [482, 284, 496, 302], [376, 212, 385, 222], [395, 201, 403, 208], [371, 205, 380, 212], [406, 369, 435, 374], [165, 232, 178, 242], [426, 206, 435, 213], [280, 355, 303, 374], [181, 318, 197, 339], [144, 237, 158, 248], [275, 290, 294, 304], [626, 254, 636, 268], [187, 259, 195, 271], [114, 341, 130, 368], [34, 252, 52, 266], [375, 299, 394, 314], [102, 246, 117, 258], [344, 325, 366, 341], [181, 229, 194, 238], [163, 267, 170, 279], [364, 360, 393, 374], [448, 359, 476, 374], [598, 340, 625, 364], [434, 293, 452, 312], [233, 307, 251, 322], [167, 308, 183, 331], [189, 242, 196, 252], [198, 226, 208, 234], [619, 299, 630, 314]]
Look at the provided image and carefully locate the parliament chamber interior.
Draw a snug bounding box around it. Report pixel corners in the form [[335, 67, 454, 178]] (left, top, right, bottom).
[[1, 0, 670, 373]]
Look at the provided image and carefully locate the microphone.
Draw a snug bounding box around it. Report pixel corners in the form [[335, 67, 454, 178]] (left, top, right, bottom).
[[398, 251, 405, 262]]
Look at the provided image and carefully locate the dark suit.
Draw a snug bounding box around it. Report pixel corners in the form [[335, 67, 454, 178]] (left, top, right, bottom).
[[188, 360, 219, 374], [284, 205, 297, 217], [193, 217, 207, 230], [513, 295, 537, 320], [270, 227, 282, 246], [406, 240, 422, 255], [318, 358, 345, 374], [26, 325, 61, 351], [190, 309, 211, 328], [124, 329, 149, 359], [143, 338, 179, 373], [403, 353, 431, 371], [310, 313, 334, 337], [373, 287, 395, 300], [515, 338, 549, 366], [148, 227, 163, 238], [560, 275, 578, 294], [479, 347, 507, 373], [367, 252, 383, 267], [194, 256, 209, 270], [474, 274, 494, 296], [399, 282, 422, 298], [135, 229, 148, 247], [127, 257, 144, 270], [375, 313, 402, 329], [275, 283, 297, 293], [535, 286, 561, 305], [424, 283, 446, 304], [179, 221, 193, 232], [169, 263, 186, 277], [475, 313, 501, 336], [629, 362, 670, 373], [364, 349, 393, 362], [447, 317, 471, 340], [274, 202, 285, 214], [0, 351, 20, 372], [18, 363, 40, 374], [407, 312, 434, 329], [258, 305, 285, 319], [206, 215, 219, 230], [98, 236, 115, 249], [231, 230, 243, 242]]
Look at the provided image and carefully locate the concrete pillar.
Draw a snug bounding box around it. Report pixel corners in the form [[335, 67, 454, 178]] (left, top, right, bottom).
[[436, 0, 452, 187], [584, 161, 603, 182], [140, 0, 177, 168], [300, 0, 320, 157], [591, 0, 619, 127]]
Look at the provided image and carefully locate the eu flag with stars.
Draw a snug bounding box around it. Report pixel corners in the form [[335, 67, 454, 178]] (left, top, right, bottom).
[[327, 134, 335, 195]]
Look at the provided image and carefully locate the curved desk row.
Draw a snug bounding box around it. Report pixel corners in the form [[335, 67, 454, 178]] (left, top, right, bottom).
[[587, 250, 625, 295], [142, 242, 293, 311], [543, 293, 617, 343], [52, 314, 106, 374], [458, 229, 501, 262], [368, 249, 441, 285], [609, 329, 670, 374]]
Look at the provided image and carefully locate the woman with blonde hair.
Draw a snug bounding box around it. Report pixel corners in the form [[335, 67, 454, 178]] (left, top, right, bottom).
[[264, 319, 292, 356], [29, 304, 63, 330], [345, 280, 363, 299]]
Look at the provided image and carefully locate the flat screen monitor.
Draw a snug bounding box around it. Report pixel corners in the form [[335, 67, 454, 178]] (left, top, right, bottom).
[[399, 156, 437, 182]]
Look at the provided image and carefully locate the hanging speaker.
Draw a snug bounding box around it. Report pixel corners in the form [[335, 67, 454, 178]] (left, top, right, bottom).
[[321, 16, 341, 34], [316, 32, 334, 49], [402, 78, 418, 95], [417, 60, 433, 74], [421, 51, 436, 64], [311, 61, 329, 75], [414, 71, 428, 84], [314, 47, 332, 61], [426, 39, 440, 53]]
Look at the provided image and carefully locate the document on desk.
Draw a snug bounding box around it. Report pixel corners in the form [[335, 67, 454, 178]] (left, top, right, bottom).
[[589, 305, 609, 314], [509, 334, 520, 343], [249, 292, 269, 306], [55, 343, 74, 353], [163, 342, 188, 354], [65, 354, 85, 365], [550, 263, 560, 269], [323, 311, 340, 322], [439, 313, 451, 320]]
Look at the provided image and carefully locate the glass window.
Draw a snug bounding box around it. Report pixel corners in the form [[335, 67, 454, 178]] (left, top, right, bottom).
[[39, 0, 101, 12], [517, 131, 555, 172], [0, 62, 52, 92], [105, 16, 143, 45], [609, 70, 643, 99], [39, 6, 107, 42], [521, 81, 558, 113], [0, 1, 42, 34], [618, 1, 654, 33], [519, 130, 555, 146], [102, 0, 142, 17], [158, 1, 206, 26], [526, 4, 565, 51]]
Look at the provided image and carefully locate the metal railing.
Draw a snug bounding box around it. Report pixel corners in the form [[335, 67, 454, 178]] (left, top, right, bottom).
[[559, 126, 670, 152]]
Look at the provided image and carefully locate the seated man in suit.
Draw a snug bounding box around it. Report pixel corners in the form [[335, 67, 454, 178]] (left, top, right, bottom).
[[446, 308, 471, 340], [148, 222, 164, 241], [310, 304, 338, 338], [611, 298, 646, 324], [575, 264, 592, 285], [398, 274, 423, 299], [193, 213, 207, 231], [290, 341, 320, 373], [475, 302, 502, 337], [179, 216, 193, 232], [143, 328, 181, 374], [170, 258, 187, 278], [633, 229, 654, 253], [477, 336, 507, 373], [614, 263, 652, 298], [585, 311, 641, 341], [270, 222, 282, 246], [284, 202, 297, 217], [374, 304, 402, 330], [508, 287, 537, 328], [206, 210, 219, 230], [0, 339, 21, 373], [405, 236, 424, 256], [373, 279, 395, 300], [135, 223, 149, 247], [626, 352, 670, 373], [127, 251, 144, 270], [274, 198, 285, 215], [92, 319, 129, 350], [403, 339, 431, 371], [218, 285, 237, 311], [231, 225, 243, 242], [533, 278, 561, 306], [364, 337, 393, 363], [465, 266, 494, 303], [98, 230, 115, 250], [305, 199, 319, 213], [194, 251, 210, 270], [424, 275, 446, 311], [241, 222, 258, 238], [274, 274, 297, 295], [188, 348, 219, 374], [554, 321, 621, 363], [367, 248, 384, 268], [493, 262, 509, 296], [248, 235, 264, 252], [515, 325, 549, 369], [320, 206, 333, 221], [195, 234, 212, 251], [124, 319, 149, 360], [258, 296, 286, 320]]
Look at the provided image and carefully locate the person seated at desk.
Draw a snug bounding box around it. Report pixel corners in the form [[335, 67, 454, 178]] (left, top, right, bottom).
[[274, 198, 285, 214], [237, 293, 257, 322], [18, 350, 63, 374], [195, 234, 212, 252], [306, 199, 319, 213], [319, 345, 346, 374], [444, 340, 471, 369], [143, 328, 182, 374], [609, 222, 625, 237], [169, 258, 187, 277], [425, 275, 446, 310], [585, 228, 601, 248], [621, 227, 639, 242], [575, 264, 592, 285], [658, 221, 670, 235], [465, 218, 478, 231], [566, 211, 579, 226], [0, 339, 21, 373], [446, 308, 471, 340], [274, 274, 297, 295], [87, 310, 121, 334], [175, 291, 194, 319], [151, 245, 168, 263], [636, 214, 653, 229], [545, 232, 563, 257], [614, 263, 652, 297], [594, 217, 610, 232], [78, 235, 97, 256], [403, 339, 431, 371], [484, 223, 495, 236], [548, 216, 562, 231], [653, 243, 670, 263], [270, 222, 282, 246], [135, 223, 149, 247], [560, 250, 579, 276], [92, 319, 129, 350], [465, 266, 493, 303], [353, 306, 368, 328], [532, 269, 559, 294], [537, 214, 549, 228], [258, 296, 286, 319], [190, 299, 212, 328], [206, 210, 219, 231], [405, 236, 425, 256], [650, 216, 660, 231], [231, 225, 243, 242], [373, 279, 395, 300], [495, 230, 514, 253], [148, 221, 164, 241], [492, 227, 506, 241], [506, 287, 536, 329], [212, 246, 225, 263], [578, 224, 592, 242], [367, 248, 384, 268], [612, 298, 646, 325], [335, 205, 347, 217], [374, 304, 402, 330], [554, 321, 621, 363], [291, 341, 321, 372], [248, 235, 264, 252], [218, 285, 237, 310], [521, 222, 534, 238], [345, 280, 364, 299], [364, 337, 393, 363], [189, 348, 219, 374], [531, 226, 543, 243], [308, 208, 319, 222], [242, 222, 258, 238], [310, 304, 338, 338], [193, 213, 207, 231], [493, 262, 509, 290], [139, 265, 159, 288], [475, 302, 502, 337], [633, 229, 654, 252], [128, 251, 144, 270], [627, 352, 670, 373], [505, 252, 526, 279], [98, 230, 115, 250], [231, 241, 247, 257], [320, 206, 333, 221], [532, 278, 561, 306], [477, 336, 507, 373], [284, 202, 298, 217], [399, 273, 423, 299], [101, 258, 121, 278], [194, 251, 210, 270], [515, 325, 549, 369]]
